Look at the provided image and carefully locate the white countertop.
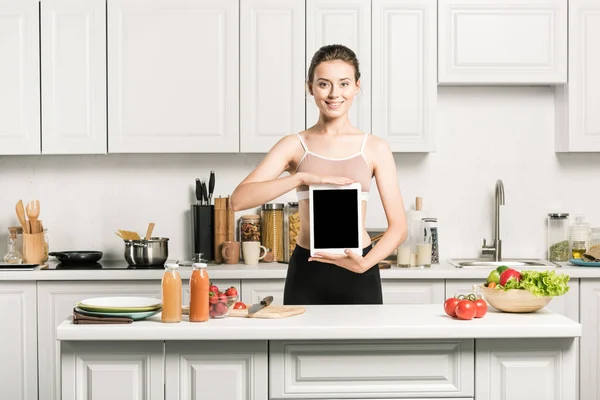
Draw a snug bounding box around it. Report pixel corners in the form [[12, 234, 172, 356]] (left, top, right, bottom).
[[3, 260, 600, 281], [56, 304, 581, 341]]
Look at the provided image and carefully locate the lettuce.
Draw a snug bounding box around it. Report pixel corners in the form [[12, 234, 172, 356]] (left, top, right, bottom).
[[498, 270, 570, 297]]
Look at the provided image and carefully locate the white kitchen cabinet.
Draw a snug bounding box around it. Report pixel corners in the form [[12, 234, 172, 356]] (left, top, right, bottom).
[[270, 339, 474, 398], [438, 0, 568, 84], [306, 0, 371, 133], [0, 282, 37, 400], [0, 0, 40, 155], [41, 0, 107, 155], [107, 0, 239, 153], [240, 0, 305, 153], [382, 279, 444, 304], [555, 0, 600, 152], [241, 279, 285, 306], [372, 0, 437, 152], [61, 341, 164, 400], [580, 279, 600, 400], [37, 281, 161, 400], [165, 341, 268, 399], [476, 338, 577, 400]]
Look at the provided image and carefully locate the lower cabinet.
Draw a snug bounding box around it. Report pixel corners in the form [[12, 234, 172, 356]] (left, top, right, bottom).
[[382, 280, 445, 304], [580, 279, 600, 400], [61, 341, 164, 400], [241, 279, 286, 305], [0, 281, 37, 400]]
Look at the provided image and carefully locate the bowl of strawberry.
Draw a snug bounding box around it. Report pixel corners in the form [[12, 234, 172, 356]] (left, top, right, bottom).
[[208, 284, 239, 319]]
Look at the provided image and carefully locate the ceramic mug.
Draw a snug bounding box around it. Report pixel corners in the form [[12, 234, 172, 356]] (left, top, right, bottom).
[[242, 241, 267, 265], [221, 241, 240, 264]]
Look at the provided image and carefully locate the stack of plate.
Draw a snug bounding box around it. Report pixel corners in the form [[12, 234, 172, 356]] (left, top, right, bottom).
[[76, 296, 162, 321]]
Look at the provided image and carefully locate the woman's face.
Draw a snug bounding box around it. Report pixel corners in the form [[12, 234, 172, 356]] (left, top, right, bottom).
[[309, 60, 360, 120]]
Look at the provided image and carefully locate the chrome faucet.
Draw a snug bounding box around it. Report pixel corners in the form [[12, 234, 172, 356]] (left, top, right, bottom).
[[481, 179, 505, 261]]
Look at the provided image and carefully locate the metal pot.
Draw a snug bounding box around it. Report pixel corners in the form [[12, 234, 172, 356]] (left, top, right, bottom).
[[124, 237, 169, 266]]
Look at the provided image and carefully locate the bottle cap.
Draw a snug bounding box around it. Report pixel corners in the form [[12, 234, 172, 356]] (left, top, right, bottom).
[[192, 262, 207, 268], [164, 263, 180, 269]]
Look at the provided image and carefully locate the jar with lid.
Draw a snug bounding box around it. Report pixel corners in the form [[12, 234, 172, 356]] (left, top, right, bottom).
[[590, 228, 600, 247], [240, 215, 260, 243], [261, 203, 284, 262], [570, 215, 591, 259], [423, 218, 439, 264], [4, 227, 23, 264], [284, 202, 299, 262], [548, 213, 570, 261]]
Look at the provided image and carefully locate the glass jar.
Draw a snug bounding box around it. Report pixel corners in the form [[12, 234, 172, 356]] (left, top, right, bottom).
[[4, 227, 23, 264], [423, 218, 439, 264], [407, 219, 424, 267], [548, 213, 570, 261], [570, 215, 590, 258], [240, 215, 260, 243], [590, 228, 600, 247], [284, 202, 299, 262], [261, 203, 284, 262]]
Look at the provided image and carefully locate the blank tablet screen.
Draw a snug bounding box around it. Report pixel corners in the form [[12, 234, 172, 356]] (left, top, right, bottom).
[[312, 189, 359, 249]]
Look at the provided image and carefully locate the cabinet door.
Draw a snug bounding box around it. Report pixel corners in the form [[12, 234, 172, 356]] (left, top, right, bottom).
[[372, 0, 436, 152], [306, 0, 370, 133], [108, 0, 239, 153], [580, 279, 600, 400], [555, 0, 600, 152], [61, 341, 164, 400], [165, 341, 268, 399], [438, 0, 567, 84], [240, 0, 305, 153], [0, 282, 37, 400], [0, 0, 40, 155], [241, 279, 286, 306], [41, 0, 107, 154], [37, 281, 161, 400], [382, 280, 444, 304]]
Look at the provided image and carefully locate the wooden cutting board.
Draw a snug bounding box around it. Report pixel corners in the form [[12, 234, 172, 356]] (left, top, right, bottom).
[[229, 305, 305, 319]]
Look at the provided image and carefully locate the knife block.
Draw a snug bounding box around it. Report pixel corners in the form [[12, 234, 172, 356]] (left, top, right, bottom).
[[191, 205, 213, 261]]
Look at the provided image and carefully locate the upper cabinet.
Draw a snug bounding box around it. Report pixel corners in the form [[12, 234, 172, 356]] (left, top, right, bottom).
[[306, 0, 371, 133], [41, 0, 107, 155], [555, 0, 600, 152], [438, 0, 568, 85], [0, 0, 40, 155], [372, 0, 437, 152], [107, 0, 239, 153], [240, 0, 305, 153]]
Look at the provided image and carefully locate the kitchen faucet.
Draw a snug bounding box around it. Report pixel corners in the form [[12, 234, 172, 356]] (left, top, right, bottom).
[[481, 179, 505, 261]]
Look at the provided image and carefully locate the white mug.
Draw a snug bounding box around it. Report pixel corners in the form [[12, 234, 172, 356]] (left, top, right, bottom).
[[242, 241, 267, 265]]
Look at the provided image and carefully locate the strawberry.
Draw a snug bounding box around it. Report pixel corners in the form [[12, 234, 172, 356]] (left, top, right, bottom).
[[209, 291, 218, 305], [209, 284, 219, 294], [215, 302, 228, 314], [225, 287, 238, 297], [209, 308, 219, 318], [218, 293, 228, 304]]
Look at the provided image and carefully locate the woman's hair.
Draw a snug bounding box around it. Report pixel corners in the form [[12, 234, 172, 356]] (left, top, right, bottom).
[[306, 44, 361, 84]]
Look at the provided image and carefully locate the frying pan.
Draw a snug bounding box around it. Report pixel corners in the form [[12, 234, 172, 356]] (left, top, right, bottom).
[[49, 251, 103, 265]]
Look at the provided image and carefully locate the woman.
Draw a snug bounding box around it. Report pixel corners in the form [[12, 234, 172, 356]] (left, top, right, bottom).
[[231, 44, 407, 305]]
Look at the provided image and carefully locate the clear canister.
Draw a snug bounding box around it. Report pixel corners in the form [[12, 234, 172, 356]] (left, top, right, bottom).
[[261, 203, 284, 262], [570, 215, 590, 259], [423, 218, 439, 264], [240, 215, 261, 243], [590, 228, 600, 247], [284, 202, 300, 263], [547, 213, 570, 261]]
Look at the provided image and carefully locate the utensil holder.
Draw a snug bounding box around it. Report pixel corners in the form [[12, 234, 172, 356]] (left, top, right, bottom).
[[23, 232, 45, 264], [192, 205, 213, 261]]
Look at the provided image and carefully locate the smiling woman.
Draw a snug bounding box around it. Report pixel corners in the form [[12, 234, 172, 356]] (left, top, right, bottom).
[[230, 44, 408, 305]]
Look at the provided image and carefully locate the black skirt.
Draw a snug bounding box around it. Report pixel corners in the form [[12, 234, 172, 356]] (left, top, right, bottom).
[[283, 245, 383, 305]]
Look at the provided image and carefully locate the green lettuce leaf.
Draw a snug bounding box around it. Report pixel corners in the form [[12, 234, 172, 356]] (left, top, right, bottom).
[[498, 270, 570, 297]]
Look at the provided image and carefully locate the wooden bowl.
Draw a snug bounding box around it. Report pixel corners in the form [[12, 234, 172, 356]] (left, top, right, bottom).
[[479, 285, 552, 313]]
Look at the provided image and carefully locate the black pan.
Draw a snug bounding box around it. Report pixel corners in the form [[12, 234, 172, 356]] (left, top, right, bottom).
[[49, 251, 103, 265]]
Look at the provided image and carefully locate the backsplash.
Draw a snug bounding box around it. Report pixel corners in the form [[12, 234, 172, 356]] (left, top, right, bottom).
[[1, 86, 599, 261]]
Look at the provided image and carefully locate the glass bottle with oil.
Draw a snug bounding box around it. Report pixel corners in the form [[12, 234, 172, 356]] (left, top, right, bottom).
[[570, 215, 590, 259]]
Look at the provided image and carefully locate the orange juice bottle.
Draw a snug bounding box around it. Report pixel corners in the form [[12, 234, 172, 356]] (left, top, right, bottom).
[[189, 262, 210, 322], [161, 263, 182, 323]]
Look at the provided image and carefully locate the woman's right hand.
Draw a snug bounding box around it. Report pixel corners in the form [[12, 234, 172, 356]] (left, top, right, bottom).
[[297, 172, 355, 187]]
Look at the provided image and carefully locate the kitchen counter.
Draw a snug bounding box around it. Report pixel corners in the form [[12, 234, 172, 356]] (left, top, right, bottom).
[[3, 259, 600, 280]]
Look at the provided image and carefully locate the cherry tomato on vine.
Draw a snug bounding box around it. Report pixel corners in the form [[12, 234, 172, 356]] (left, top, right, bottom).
[[474, 298, 488, 318], [455, 299, 477, 320], [444, 297, 461, 317]]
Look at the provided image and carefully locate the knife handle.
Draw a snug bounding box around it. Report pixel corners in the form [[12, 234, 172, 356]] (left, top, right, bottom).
[[195, 178, 202, 205], [208, 171, 215, 204]]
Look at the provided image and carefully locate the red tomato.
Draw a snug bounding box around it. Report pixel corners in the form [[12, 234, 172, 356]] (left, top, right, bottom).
[[444, 297, 461, 317], [455, 300, 477, 320], [233, 302, 246, 309], [474, 298, 488, 318]]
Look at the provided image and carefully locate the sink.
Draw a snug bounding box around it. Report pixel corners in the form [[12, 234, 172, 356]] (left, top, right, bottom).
[[449, 258, 560, 269]]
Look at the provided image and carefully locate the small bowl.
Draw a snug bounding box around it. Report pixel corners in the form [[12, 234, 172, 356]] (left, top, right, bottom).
[[209, 295, 238, 319], [480, 285, 552, 313]]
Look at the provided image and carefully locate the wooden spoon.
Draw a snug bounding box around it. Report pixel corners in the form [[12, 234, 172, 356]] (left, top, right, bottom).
[[26, 200, 40, 234], [16, 200, 29, 234], [145, 222, 155, 241]]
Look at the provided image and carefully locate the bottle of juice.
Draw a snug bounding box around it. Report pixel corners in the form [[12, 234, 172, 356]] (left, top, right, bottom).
[[161, 263, 182, 323], [189, 262, 210, 322]]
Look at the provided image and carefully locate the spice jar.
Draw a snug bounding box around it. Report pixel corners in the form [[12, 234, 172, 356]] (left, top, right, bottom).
[[547, 213, 569, 261], [284, 202, 299, 262], [570, 215, 590, 259], [240, 215, 260, 243], [261, 203, 284, 262]]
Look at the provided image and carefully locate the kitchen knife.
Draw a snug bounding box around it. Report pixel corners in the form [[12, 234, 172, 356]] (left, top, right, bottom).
[[195, 178, 202, 205], [208, 170, 215, 205], [201, 181, 208, 206], [247, 296, 273, 316]]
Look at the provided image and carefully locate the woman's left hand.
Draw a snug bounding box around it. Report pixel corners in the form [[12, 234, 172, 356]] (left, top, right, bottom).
[[308, 249, 368, 274]]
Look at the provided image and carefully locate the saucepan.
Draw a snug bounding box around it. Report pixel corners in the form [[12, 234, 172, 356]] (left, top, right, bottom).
[[49, 251, 103, 265], [124, 237, 169, 266]]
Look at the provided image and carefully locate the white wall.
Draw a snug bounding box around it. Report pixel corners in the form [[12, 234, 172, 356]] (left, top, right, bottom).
[[1, 86, 598, 262]]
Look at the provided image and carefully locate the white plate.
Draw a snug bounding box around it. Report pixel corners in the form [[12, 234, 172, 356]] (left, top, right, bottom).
[[77, 296, 162, 312]]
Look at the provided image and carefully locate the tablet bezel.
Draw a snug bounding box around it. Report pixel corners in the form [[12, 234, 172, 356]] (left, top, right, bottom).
[[309, 182, 362, 256]]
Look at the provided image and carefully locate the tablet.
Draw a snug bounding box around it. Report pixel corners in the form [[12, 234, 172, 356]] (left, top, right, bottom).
[[309, 182, 362, 256]]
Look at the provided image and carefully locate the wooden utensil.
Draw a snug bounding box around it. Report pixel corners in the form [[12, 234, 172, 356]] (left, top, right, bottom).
[[15, 200, 29, 234], [26, 200, 40, 233], [145, 222, 155, 240]]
